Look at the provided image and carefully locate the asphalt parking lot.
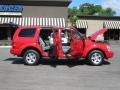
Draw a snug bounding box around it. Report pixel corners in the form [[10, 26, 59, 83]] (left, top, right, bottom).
[[0, 45, 120, 90]]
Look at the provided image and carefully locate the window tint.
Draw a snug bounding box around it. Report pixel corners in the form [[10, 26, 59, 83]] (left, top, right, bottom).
[[71, 30, 81, 40], [19, 28, 36, 37]]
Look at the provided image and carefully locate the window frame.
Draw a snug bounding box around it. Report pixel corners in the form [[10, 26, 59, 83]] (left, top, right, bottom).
[[71, 29, 82, 40], [18, 28, 36, 37]]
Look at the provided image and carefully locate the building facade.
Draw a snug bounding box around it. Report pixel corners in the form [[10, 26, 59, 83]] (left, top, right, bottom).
[[76, 16, 120, 43], [0, 0, 70, 18], [0, 0, 71, 43]]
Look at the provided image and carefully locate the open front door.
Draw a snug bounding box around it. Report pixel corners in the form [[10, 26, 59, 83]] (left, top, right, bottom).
[[69, 29, 84, 58]]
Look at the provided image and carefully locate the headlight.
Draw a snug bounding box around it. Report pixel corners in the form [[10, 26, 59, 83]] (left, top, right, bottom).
[[107, 45, 111, 51]]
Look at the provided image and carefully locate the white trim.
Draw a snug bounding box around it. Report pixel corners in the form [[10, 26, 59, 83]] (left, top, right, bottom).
[[28, 17, 31, 26], [42, 18, 45, 26], [51, 18, 54, 26], [60, 18, 62, 27], [76, 20, 88, 29], [1, 17, 4, 23], [104, 21, 120, 29], [19, 18, 22, 26], [39, 18, 42, 26], [0, 46, 12, 48], [0, 12, 22, 16], [103, 21, 120, 29], [0, 17, 66, 27], [36, 17, 39, 26], [16, 18, 19, 25], [56, 18, 58, 27], [45, 18, 49, 26]]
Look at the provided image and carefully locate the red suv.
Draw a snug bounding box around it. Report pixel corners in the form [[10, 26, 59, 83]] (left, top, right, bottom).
[[10, 26, 113, 66]]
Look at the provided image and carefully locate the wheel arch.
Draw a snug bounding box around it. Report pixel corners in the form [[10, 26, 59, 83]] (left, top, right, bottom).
[[20, 46, 41, 57], [86, 48, 106, 59]]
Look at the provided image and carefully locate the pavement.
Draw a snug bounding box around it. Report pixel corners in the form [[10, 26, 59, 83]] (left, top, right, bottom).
[[0, 45, 120, 90]]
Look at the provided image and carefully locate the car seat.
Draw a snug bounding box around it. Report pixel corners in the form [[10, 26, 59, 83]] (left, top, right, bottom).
[[39, 37, 50, 51]]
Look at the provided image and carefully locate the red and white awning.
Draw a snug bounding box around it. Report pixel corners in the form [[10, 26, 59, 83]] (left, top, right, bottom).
[[76, 20, 88, 29], [103, 21, 120, 29], [0, 17, 66, 28]]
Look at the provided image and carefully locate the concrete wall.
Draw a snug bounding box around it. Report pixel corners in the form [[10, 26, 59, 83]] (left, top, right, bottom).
[[77, 19, 105, 40], [87, 20, 103, 36], [23, 6, 68, 19]]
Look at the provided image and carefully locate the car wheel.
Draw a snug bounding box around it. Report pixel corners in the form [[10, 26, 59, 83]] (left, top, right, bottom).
[[87, 50, 104, 66], [23, 50, 40, 65]]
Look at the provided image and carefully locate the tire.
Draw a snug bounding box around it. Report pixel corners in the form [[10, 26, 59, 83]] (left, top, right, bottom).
[[23, 50, 40, 65], [87, 50, 104, 66]]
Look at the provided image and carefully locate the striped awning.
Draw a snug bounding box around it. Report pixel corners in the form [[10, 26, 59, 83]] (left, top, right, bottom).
[[103, 21, 120, 29], [76, 20, 88, 29], [0, 17, 66, 28]]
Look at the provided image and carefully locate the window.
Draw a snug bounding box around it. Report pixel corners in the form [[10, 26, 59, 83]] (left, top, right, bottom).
[[71, 30, 81, 40], [61, 33, 65, 38], [19, 28, 36, 37], [77, 28, 86, 37], [40, 28, 53, 40], [104, 29, 120, 40]]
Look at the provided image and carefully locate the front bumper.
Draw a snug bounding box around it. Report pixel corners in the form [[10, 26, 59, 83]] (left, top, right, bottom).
[[105, 51, 114, 59]]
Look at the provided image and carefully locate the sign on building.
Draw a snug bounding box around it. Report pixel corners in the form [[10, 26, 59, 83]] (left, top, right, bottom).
[[0, 5, 23, 16]]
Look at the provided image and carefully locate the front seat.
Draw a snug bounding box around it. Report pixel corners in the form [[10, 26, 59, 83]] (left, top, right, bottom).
[[39, 37, 50, 51]]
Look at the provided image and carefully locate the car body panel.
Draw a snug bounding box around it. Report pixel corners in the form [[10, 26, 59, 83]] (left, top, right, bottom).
[[69, 29, 84, 58], [90, 28, 107, 40], [11, 26, 48, 57], [10, 26, 114, 60], [81, 38, 113, 59]]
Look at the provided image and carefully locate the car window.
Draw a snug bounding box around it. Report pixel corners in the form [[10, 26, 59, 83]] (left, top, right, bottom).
[[51, 33, 65, 38], [19, 28, 36, 37], [51, 33, 53, 38], [71, 30, 81, 40], [61, 33, 65, 38]]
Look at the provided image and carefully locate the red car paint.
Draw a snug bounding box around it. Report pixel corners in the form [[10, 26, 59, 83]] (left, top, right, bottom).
[[10, 26, 114, 65], [90, 28, 107, 40]]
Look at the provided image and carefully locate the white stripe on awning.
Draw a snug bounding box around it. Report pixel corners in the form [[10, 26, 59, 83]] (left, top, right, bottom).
[[104, 21, 120, 29], [76, 20, 88, 29], [19, 18, 22, 26], [0, 17, 66, 28]]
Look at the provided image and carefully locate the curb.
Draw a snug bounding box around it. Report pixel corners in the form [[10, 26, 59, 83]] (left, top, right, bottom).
[[0, 46, 12, 48]]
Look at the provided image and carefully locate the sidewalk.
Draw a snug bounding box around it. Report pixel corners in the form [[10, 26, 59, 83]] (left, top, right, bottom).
[[0, 46, 12, 48]]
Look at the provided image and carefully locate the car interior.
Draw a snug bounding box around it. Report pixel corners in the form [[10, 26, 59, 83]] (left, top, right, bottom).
[[39, 28, 52, 51], [39, 28, 71, 54]]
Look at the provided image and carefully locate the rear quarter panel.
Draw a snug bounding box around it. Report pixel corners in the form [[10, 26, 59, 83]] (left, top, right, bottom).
[[11, 26, 41, 56], [19, 43, 46, 56]]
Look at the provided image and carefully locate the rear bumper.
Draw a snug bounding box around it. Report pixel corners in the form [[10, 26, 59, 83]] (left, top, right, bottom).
[[105, 51, 114, 59], [10, 48, 20, 56]]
